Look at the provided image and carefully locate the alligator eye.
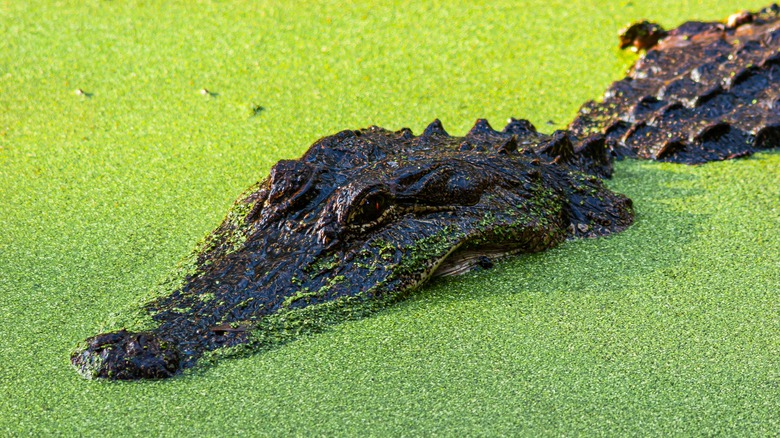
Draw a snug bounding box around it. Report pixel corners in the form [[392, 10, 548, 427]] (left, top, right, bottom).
[[350, 193, 389, 225]]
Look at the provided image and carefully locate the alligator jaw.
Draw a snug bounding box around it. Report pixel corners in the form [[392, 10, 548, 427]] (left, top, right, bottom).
[[432, 243, 528, 277]]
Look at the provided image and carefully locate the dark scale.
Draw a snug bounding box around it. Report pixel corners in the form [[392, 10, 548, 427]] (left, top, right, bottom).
[[73, 5, 780, 380]]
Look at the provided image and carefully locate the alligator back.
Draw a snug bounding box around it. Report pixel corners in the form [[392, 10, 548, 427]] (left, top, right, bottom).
[[571, 4, 780, 162]]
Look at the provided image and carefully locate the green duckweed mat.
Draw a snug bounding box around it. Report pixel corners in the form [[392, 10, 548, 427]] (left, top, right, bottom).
[[1, 0, 778, 435]]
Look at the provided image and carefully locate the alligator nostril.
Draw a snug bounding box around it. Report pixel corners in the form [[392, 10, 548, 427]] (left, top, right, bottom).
[[71, 329, 180, 380]]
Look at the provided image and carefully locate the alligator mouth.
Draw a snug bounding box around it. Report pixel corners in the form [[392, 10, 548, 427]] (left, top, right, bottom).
[[433, 243, 526, 277], [71, 228, 464, 380], [71, 204, 564, 380]]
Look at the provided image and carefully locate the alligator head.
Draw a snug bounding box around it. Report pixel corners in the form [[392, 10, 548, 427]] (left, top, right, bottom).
[[71, 118, 633, 379]]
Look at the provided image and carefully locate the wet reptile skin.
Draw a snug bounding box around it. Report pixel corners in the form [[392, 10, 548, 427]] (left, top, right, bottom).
[[571, 4, 780, 162], [72, 5, 780, 380]]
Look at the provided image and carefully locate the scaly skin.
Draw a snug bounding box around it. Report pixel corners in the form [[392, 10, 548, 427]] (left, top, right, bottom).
[[71, 119, 632, 380], [572, 4, 780, 162], [72, 5, 780, 380]]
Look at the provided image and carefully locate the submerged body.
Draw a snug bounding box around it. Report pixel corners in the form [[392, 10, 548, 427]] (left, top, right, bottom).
[[73, 5, 780, 380]]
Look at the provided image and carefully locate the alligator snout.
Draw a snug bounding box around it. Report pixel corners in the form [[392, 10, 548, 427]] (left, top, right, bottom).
[[71, 330, 180, 380]]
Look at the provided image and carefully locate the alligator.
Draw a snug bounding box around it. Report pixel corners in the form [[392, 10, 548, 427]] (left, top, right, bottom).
[[72, 5, 780, 380]]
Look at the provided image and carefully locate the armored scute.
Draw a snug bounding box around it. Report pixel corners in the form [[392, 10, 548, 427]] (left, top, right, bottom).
[[572, 4, 780, 162]]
